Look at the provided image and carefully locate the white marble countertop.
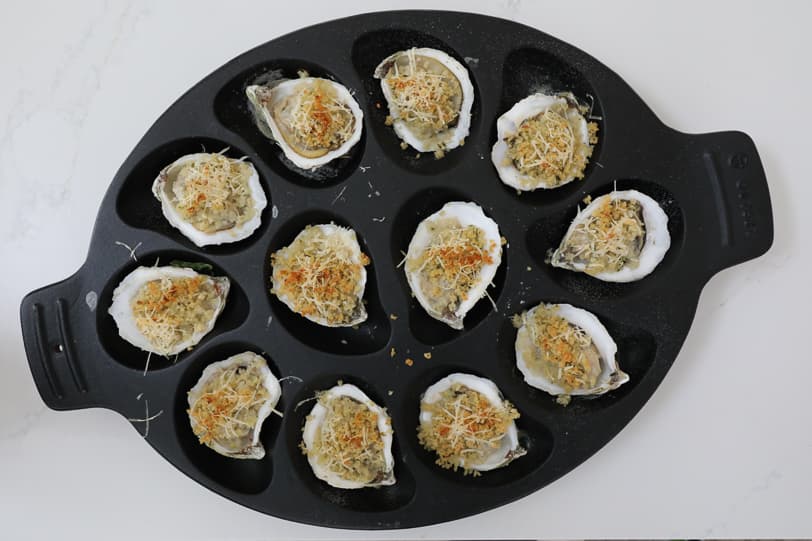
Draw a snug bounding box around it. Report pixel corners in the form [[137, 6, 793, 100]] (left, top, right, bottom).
[[1, 0, 809, 539]]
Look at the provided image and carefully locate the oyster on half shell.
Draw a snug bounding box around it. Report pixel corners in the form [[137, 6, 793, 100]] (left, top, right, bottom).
[[109, 266, 229, 356], [550, 189, 670, 282], [418, 373, 524, 473], [246, 76, 363, 170], [152, 151, 267, 247], [187, 351, 281, 459], [404, 202, 502, 330], [514, 302, 628, 400], [302, 383, 395, 489], [375, 47, 474, 156]]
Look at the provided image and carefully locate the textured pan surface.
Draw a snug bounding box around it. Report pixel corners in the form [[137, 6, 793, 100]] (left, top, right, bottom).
[[19, 11, 773, 529]]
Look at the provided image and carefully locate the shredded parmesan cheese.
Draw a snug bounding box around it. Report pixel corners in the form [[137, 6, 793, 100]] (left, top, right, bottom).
[[418, 384, 519, 475], [131, 276, 221, 355], [514, 306, 601, 393], [304, 395, 388, 485], [406, 218, 495, 317], [171, 153, 255, 233], [188, 357, 271, 451], [556, 197, 646, 275], [271, 226, 369, 325]]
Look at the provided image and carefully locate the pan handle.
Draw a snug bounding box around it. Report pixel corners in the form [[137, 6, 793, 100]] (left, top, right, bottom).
[[691, 130, 774, 276], [20, 271, 109, 411]]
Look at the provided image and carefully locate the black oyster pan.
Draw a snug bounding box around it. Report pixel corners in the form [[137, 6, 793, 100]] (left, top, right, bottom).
[[19, 11, 773, 529]]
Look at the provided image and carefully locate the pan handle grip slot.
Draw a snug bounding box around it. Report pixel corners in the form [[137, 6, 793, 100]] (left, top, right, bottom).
[[20, 272, 109, 411], [696, 131, 774, 276]]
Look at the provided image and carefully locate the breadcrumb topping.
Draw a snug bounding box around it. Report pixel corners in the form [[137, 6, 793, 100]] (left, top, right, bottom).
[[419, 383, 519, 475], [271, 226, 369, 325], [131, 276, 221, 355], [383, 49, 462, 142], [171, 153, 255, 233], [406, 218, 495, 318], [514, 306, 601, 392], [304, 395, 388, 485], [556, 197, 646, 275], [505, 100, 598, 188], [266, 79, 355, 158], [188, 356, 270, 451]]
